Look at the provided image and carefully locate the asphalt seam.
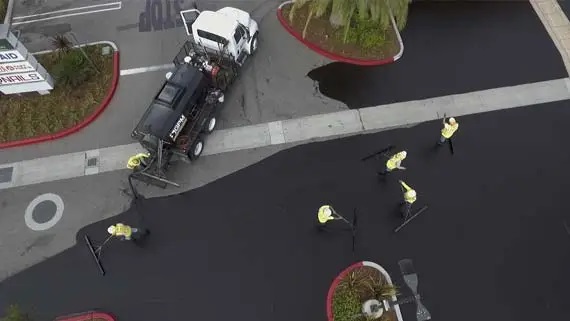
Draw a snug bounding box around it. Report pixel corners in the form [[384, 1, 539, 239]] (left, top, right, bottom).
[[531, 0, 570, 75], [1, 78, 569, 190]]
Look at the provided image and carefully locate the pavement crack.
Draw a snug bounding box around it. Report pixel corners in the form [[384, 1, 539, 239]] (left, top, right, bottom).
[[356, 109, 365, 131], [20, 234, 55, 256]]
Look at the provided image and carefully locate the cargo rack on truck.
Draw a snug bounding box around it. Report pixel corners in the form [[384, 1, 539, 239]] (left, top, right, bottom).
[[129, 39, 240, 188]]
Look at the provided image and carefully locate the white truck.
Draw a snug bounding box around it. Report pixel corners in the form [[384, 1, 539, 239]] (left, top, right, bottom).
[[180, 6, 259, 65]]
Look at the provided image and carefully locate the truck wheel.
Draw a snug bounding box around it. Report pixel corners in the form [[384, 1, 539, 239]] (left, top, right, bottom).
[[189, 136, 204, 160], [205, 116, 217, 134], [250, 33, 259, 54]]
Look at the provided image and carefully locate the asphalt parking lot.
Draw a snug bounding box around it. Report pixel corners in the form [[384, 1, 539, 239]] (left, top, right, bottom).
[[2, 99, 569, 321], [308, 1, 567, 109]]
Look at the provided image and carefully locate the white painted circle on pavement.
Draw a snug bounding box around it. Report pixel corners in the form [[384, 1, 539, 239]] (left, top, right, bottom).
[[25, 193, 64, 231]]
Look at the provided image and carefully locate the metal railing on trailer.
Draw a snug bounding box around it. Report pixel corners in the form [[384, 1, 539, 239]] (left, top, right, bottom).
[[173, 39, 240, 91], [129, 140, 180, 189]]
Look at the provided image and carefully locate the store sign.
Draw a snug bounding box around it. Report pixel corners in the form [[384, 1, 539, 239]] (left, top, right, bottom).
[[0, 61, 36, 75], [0, 50, 26, 63], [0, 72, 44, 85]]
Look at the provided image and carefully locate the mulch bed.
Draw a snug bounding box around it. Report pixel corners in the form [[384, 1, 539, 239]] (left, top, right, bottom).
[[0, 44, 114, 143], [281, 2, 400, 61], [0, 0, 6, 21], [332, 265, 397, 321]]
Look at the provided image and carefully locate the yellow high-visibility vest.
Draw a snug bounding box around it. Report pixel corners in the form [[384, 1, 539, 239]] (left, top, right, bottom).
[[400, 181, 417, 204], [127, 153, 150, 169], [441, 122, 459, 139], [404, 190, 416, 204], [386, 152, 406, 170], [318, 205, 335, 224], [112, 223, 133, 238]]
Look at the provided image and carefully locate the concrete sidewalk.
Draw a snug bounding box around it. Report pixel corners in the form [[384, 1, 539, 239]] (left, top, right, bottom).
[[532, 0, 570, 74], [1, 77, 568, 190]]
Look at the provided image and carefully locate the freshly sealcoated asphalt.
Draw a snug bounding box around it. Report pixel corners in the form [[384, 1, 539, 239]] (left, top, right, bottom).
[[1, 101, 570, 321], [308, 1, 567, 109], [559, 0, 570, 18]]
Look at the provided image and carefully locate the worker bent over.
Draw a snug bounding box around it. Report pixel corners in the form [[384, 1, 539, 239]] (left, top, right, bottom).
[[127, 153, 150, 171], [399, 180, 417, 220], [379, 151, 407, 176], [438, 117, 458, 145], [317, 205, 336, 225], [316, 205, 352, 231], [108, 223, 143, 241]]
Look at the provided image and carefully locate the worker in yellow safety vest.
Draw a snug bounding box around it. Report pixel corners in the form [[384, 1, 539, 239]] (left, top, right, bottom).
[[316, 205, 352, 231], [379, 151, 407, 176], [107, 223, 141, 241], [317, 205, 336, 224], [127, 153, 150, 170], [399, 180, 417, 220], [438, 117, 459, 145]]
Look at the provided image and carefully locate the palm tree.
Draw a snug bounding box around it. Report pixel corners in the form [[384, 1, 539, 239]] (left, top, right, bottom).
[[289, 0, 409, 41], [50, 34, 73, 58]]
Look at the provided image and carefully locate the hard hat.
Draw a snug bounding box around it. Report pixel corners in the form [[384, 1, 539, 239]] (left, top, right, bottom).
[[107, 225, 116, 235], [183, 56, 192, 63], [448, 117, 456, 124], [317, 206, 334, 224], [407, 190, 417, 198], [399, 151, 407, 158], [165, 72, 173, 80]]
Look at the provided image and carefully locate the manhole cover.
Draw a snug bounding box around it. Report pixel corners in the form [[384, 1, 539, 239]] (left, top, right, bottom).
[[31, 200, 57, 224]]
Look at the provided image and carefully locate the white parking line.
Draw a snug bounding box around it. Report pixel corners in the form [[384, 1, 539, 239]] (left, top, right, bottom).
[[120, 64, 175, 76], [12, 2, 122, 25]]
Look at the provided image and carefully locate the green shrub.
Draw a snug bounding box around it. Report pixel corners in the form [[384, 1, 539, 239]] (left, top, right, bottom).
[[1, 305, 31, 321], [0, 0, 7, 21], [340, 18, 386, 49], [333, 287, 361, 321], [52, 50, 93, 88]]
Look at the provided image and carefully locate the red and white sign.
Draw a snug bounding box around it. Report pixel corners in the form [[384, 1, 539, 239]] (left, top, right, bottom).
[[0, 72, 44, 85], [0, 61, 36, 75], [0, 50, 26, 63]]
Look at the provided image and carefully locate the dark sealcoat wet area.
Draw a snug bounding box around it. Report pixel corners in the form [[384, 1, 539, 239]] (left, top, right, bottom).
[[2, 100, 570, 321], [308, 1, 567, 109], [558, 0, 570, 18]]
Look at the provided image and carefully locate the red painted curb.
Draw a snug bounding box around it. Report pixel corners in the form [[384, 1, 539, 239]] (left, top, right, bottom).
[[0, 50, 120, 149], [277, 4, 399, 66], [326, 261, 364, 321], [55, 311, 116, 321]]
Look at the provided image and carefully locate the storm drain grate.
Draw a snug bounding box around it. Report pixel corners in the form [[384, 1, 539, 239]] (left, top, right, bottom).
[[0, 167, 13, 183], [87, 157, 98, 167]]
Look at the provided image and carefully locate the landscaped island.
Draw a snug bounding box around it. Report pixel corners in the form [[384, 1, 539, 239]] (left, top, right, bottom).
[[328, 261, 403, 321], [278, 0, 407, 64], [0, 40, 116, 145]]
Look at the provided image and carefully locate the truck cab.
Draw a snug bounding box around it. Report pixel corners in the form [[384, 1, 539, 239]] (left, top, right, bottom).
[[180, 7, 259, 65]]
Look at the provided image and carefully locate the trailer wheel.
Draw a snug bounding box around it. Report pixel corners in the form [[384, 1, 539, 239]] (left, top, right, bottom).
[[189, 136, 205, 160], [205, 116, 217, 134], [250, 33, 259, 54]]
